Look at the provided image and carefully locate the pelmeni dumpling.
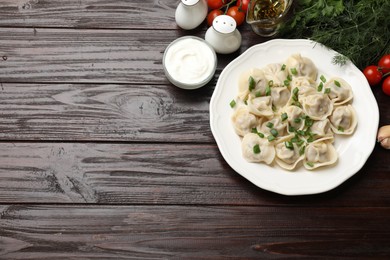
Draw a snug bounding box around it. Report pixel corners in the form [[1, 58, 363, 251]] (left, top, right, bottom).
[[231, 106, 259, 137], [271, 87, 291, 110], [329, 104, 357, 135], [275, 142, 304, 170], [310, 119, 332, 139], [247, 96, 274, 117], [263, 63, 289, 87], [290, 76, 317, 96], [302, 93, 333, 120], [283, 105, 305, 131], [286, 54, 318, 81], [241, 133, 275, 164], [238, 68, 267, 100], [303, 139, 337, 170], [324, 77, 353, 105], [259, 117, 288, 139]]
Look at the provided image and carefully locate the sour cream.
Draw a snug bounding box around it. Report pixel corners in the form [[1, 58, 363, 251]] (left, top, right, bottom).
[[163, 36, 217, 89]]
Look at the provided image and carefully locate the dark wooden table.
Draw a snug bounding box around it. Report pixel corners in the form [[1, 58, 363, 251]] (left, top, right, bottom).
[[0, 1, 389, 258]]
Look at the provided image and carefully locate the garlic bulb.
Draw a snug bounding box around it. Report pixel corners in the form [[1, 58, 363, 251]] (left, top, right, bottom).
[[377, 125, 390, 149]]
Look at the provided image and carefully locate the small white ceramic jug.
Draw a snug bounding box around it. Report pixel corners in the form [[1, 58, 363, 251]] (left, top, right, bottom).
[[205, 15, 242, 54], [175, 0, 208, 30]]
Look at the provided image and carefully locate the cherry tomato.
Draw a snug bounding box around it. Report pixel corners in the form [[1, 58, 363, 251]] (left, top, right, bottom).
[[382, 77, 390, 96], [236, 0, 250, 12], [207, 9, 223, 26], [226, 6, 246, 26], [378, 54, 390, 74], [363, 65, 383, 86], [207, 0, 224, 10]]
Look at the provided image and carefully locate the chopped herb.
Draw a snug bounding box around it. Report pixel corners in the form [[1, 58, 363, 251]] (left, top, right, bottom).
[[248, 76, 256, 91], [281, 113, 288, 121], [291, 136, 300, 143], [297, 140, 305, 147], [334, 80, 341, 87], [288, 126, 296, 133], [320, 75, 327, 83], [285, 141, 294, 150], [304, 117, 314, 127], [258, 132, 265, 138], [338, 126, 345, 132], [281, 64, 286, 71], [317, 82, 323, 92], [296, 130, 305, 136], [267, 135, 276, 142], [270, 128, 279, 137], [244, 99, 248, 105], [284, 80, 290, 86], [251, 128, 258, 133], [299, 145, 306, 156], [293, 87, 299, 95], [268, 80, 274, 87], [230, 99, 236, 108], [306, 162, 314, 167], [307, 136, 315, 143], [294, 117, 302, 124], [290, 68, 298, 75], [253, 144, 261, 154], [266, 122, 274, 128], [287, 75, 292, 81], [265, 86, 271, 96], [324, 88, 331, 94], [255, 91, 262, 97]]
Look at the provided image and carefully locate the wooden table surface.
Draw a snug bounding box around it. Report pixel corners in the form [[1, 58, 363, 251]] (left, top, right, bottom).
[[1, 0, 390, 258]]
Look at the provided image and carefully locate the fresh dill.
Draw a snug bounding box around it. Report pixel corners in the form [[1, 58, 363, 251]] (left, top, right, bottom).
[[278, 0, 390, 69]]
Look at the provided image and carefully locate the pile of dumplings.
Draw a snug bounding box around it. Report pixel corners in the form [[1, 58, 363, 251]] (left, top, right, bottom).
[[231, 54, 357, 170]]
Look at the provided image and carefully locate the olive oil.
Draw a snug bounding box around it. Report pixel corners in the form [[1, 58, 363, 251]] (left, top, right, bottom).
[[253, 0, 286, 20], [246, 0, 291, 37]]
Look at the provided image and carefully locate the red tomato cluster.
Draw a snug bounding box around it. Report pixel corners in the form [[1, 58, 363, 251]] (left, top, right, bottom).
[[363, 54, 390, 96], [206, 0, 249, 27]]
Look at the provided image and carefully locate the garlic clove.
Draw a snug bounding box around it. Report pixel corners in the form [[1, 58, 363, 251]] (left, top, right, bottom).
[[377, 125, 390, 149]]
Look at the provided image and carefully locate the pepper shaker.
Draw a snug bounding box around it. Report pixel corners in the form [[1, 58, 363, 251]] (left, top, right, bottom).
[[205, 15, 242, 54], [175, 0, 208, 30]]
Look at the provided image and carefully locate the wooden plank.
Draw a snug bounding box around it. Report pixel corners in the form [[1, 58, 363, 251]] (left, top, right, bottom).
[[0, 0, 179, 29], [0, 83, 213, 142], [0, 142, 388, 206], [0, 205, 389, 258], [0, 28, 262, 84]]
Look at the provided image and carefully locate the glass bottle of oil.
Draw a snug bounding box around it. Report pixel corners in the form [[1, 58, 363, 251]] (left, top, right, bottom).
[[246, 0, 293, 37]]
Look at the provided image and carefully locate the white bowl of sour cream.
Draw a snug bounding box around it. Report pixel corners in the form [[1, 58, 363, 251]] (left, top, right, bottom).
[[163, 36, 217, 90]]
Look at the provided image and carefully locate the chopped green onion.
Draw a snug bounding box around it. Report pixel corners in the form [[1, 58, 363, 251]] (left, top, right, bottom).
[[338, 126, 345, 132], [251, 128, 258, 133], [266, 122, 274, 128], [324, 88, 331, 94], [317, 82, 323, 92], [248, 76, 256, 91], [284, 80, 290, 86], [297, 140, 305, 147], [307, 136, 315, 143], [306, 162, 314, 167], [287, 75, 292, 81], [320, 75, 326, 83], [268, 80, 274, 87], [230, 99, 236, 108], [299, 145, 306, 156], [294, 117, 302, 123], [244, 99, 248, 105], [290, 68, 298, 75], [265, 86, 271, 96], [267, 135, 276, 142], [281, 113, 288, 121], [270, 128, 279, 137], [288, 126, 296, 133], [297, 130, 305, 136], [258, 132, 265, 138], [255, 91, 262, 97], [293, 87, 299, 95], [305, 117, 314, 127], [334, 80, 341, 87], [253, 144, 261, 154], [285, 141, 294, 150], [281, 64, 286, 71]]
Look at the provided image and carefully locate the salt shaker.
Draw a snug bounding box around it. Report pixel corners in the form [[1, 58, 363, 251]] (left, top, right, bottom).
[[175, 0, 208, 30], [205, 15, 242, 54]]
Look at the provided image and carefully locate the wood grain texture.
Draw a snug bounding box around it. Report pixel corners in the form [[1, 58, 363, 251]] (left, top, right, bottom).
[[0, 142, 388, 206], [0, 27, 263, 84], [0, 205, 389, 259], [0, 83, 213, 142]]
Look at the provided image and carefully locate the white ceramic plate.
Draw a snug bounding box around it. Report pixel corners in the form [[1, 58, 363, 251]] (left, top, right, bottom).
[[210, 39, 379, 195]]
